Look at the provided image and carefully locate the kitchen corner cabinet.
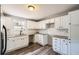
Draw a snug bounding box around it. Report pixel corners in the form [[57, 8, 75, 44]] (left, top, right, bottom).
[[38, 21, 46, 29], [46, 18, 55, 28], [49, 18, 55, 23], [27, 20, 36, 29], [38, 19, 51, 29], [7, 36, 29, 52], [27, 20, 47, 29]]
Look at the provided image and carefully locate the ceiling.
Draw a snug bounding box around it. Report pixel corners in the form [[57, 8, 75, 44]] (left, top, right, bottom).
[[1, 4, 79, 20]]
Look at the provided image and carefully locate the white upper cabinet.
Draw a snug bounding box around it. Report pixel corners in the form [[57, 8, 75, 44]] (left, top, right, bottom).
[[39, 20, 47, 29], [3, 16, 13, 30], [27, 18, 54, 29], [61, 15, 70, 29], [38, 21, 47, 29], [27, 20, 45, 29], [55, 17, 61, 29], [27, 20, 37, 29], [55, 15, 70, 30], [40, 19, 50, 24], [38, 18, 55, 29], [49, 18, 55, 23]]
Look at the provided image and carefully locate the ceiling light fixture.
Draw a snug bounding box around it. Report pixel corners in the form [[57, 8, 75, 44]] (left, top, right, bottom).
[[27, 5, 37, 11]]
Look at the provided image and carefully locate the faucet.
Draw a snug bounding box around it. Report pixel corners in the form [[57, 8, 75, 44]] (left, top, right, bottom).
[[20, 30, 22, 35]]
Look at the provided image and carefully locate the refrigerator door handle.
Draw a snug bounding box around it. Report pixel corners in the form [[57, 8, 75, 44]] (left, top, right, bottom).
[[1, 25, 7, 55], [1, 32, 4, 54]]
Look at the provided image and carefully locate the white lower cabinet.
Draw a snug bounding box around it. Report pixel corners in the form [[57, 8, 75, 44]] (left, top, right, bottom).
[[34, 34, 48, 46], [52, 37, 70, 55], [7, 36, 29, 52], [53, 37, 61, 53], [34, 34, 39, 43], [7, 38, 15, 52], [60, 39, 68, 55], [67, 40, 71, 55]]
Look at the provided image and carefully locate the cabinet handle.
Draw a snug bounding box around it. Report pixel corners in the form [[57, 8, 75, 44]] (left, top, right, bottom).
[[66, 43, 67, 45], [69, 23, 71, 25], [69, 39, 71, 40], [63, 40, 65, 42]]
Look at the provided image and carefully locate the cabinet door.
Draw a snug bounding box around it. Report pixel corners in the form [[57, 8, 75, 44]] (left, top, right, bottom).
[[55, 17, 61, 29], [22, 38, 26, 47], [22, 37, 28, 47], [61, 15, 70, 29], [7, 38, 15, 52], [24, 36, 29, 46], [56, 38, 61, 53], [43, 35, 48, 45], [61, 39, 68, 55], [34, 34, 39, 43], [49, 18, 54, 23], [67, 40, 71, 55], [37, 34, 43, 45], [5, 17, 13, 30], [38, 34, 48, 46], [7, 38, 12, 51], [27, 21, 35, 29], [39, 21, 46, 29], [20, 37, 24, 47], [15, 37, 20, 48], [53, 38, 57, 51], [53, 38, 61, 53]]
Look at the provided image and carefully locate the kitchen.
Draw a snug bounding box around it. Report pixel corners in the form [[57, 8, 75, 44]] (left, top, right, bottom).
[[0, 4, 79, 55]]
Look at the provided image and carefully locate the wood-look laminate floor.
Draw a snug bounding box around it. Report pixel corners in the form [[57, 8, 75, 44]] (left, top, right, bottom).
[[5, 43, 60, 55]]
